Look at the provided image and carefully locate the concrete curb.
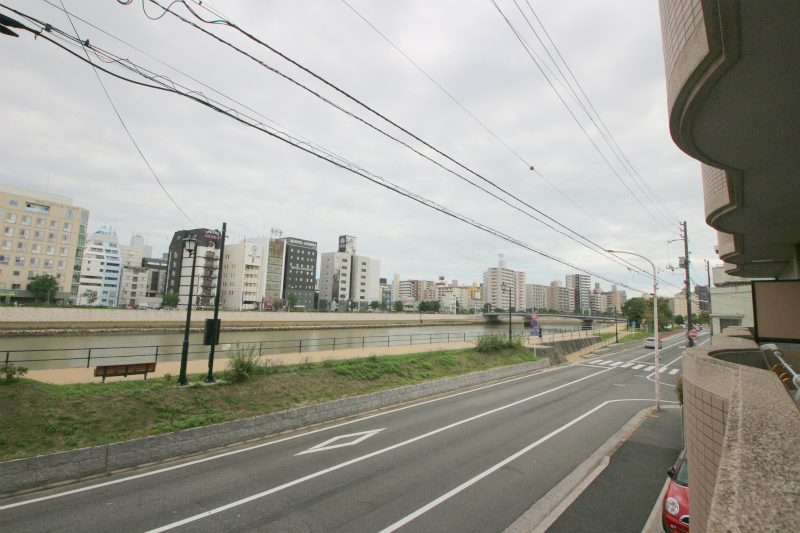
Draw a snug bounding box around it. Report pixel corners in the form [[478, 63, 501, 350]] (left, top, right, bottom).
[[1, 359, 550, 495]]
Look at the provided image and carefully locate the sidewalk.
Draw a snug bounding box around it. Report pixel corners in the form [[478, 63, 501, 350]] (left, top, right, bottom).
[[542, 406, 683, 533]]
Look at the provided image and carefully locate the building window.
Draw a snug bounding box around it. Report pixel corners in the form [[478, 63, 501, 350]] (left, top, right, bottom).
[[58, 260, 67, 269], [44, 259, 54, 269], [1, 240, 10, 251], [18, 229, 29, 239], [28, 271, 37, 280], [12, 283, 21, 290], [48, 233, 57, 242], [14, 257, 24, 266], [9, 200, 18, 206], [16, 242, 27, 252], [5, 213, 16, 223], [21, 215, 31, 226], [34, 231, 44, 241], [3, 227, 13, 237], [60, 247, 69, 257], [66, 210, 73, 219], [36, 218, 46, 228], [50, 220, 59, 230], [29, 258, 40, 267], [46, 246, 55, 255], [32, 244, 42, 254], [0, 254, 8, 265], [64, 222, 73, 232]]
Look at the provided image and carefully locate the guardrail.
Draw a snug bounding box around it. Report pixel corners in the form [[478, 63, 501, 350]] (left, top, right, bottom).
[[2, 327, 605, 370]]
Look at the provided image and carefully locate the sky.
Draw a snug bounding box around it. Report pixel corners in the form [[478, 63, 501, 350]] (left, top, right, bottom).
[[0, 0, 717, 299]]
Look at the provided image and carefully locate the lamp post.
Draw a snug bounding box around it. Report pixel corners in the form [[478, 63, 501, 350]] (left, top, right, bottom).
[[178, 234, 198, 386], [607, 250, 660, 411], [502, 282, 511, 341]]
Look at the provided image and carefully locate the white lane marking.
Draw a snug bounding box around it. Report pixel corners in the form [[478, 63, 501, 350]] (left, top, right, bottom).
[[644, 366, 655, 371], [669, 369, 679, 375], [141, 368, 614, 533], [1, 363, 558, 510], [296, 429, 384, 456], [609, 361, 624, 367], [620, 363, 633, 368], [632, 364, 644, 370], [377, 398, 655, 533]]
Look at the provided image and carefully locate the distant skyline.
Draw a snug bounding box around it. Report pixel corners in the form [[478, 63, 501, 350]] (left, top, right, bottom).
[[1, 1, 715, 299]]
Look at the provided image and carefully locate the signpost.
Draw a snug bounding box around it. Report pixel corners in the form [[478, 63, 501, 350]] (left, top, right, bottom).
[[689, 329, 699, 339]]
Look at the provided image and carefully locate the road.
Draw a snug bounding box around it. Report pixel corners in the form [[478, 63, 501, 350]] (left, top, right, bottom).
[[1, 334, 703, 533]]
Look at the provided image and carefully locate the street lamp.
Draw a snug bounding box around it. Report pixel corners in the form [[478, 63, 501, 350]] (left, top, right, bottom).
[[606, 249, 660, 411], [502, 282, 511, 341], [178, 234, 198, 386]]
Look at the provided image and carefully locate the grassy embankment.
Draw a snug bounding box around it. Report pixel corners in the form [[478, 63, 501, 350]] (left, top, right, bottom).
[[0, 338, 540, 462]]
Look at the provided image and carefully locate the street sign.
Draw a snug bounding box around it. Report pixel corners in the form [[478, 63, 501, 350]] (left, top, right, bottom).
[[531, 320, 538, 328], [689, 329, 699, 339], [632, 321, 637, 327], [531, 312, 539, 320]]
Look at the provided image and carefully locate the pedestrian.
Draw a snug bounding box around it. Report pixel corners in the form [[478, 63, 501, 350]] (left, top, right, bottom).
[[539, 327, 543, 339]]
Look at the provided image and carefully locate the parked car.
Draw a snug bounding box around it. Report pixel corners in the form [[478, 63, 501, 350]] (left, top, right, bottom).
[[663, 450, 690, 533], [644, 337, 663, 349]]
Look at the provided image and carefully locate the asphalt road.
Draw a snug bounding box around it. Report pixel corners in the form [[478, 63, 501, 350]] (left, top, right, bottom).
[[1, 335, 697, 533]]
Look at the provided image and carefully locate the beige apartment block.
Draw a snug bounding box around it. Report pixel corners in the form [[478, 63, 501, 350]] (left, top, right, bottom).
[[0, 183, 89, 304]]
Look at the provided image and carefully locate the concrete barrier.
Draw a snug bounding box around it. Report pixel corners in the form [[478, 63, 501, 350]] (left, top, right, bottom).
[[0, 358, 550, 495]]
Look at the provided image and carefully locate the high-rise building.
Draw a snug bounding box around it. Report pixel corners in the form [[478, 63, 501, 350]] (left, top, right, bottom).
[[282, 237, 317, 310], [483, 255, 525, 310], [318, 236, 380, 311], [0, 183, 89, 305], [220, 241, 264, 310], [526, 283, 547, 310], [566, 273, 591, 313], [118, 233, 164, 308], [166, 228, 222, 309], [76, 226, 122, 307], [546, 280, 575, 313]]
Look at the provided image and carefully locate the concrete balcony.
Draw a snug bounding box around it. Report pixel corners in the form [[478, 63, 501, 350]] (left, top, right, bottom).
[[682, 334, 799, 532], [658, 0, 800, 279]]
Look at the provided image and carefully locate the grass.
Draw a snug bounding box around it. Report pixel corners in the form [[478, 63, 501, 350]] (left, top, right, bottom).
[[0, 344, 541, 461]]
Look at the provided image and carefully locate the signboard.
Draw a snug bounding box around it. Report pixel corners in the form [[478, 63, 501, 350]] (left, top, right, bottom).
[[689, 329, 699, 339], [531, 312, 538, 320], [531, 320, 538, 328], [631, 321, 637, 327]]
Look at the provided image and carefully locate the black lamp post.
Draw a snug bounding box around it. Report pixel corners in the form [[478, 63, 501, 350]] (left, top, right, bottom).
[[502, 282, 511, 342], [178, 234, 198, 386]]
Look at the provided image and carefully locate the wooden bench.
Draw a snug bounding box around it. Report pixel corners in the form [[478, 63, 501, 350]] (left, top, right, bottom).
[[94, 362, 157, 383]]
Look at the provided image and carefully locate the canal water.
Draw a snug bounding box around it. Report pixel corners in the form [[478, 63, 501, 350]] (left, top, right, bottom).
[[2, 322, 583, 370]]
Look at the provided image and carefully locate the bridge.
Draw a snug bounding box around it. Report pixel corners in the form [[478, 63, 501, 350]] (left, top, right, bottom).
[[482, 312, 626, 330]]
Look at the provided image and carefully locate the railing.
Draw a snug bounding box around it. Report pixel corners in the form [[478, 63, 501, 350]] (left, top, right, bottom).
[[3, 327, 605, 370]]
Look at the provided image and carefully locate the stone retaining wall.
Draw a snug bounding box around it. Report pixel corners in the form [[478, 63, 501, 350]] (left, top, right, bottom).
[[1, 358, 549, 495]]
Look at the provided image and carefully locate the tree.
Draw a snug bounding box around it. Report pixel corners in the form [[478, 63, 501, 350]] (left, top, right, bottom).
[[349, 301, 358, 312], [378, 300, 387, 312], [161, 292, 179, 308], [697, 311, 709, 325], [27, 274, 59, 305], [83, 289, 99, 306], [394, 301, 404, 312], [674, 314, 685, 327], [621, 297, 648, 328], [482, 303, 491, 313], [370, 300, 380, 311], [287, 292, 299, 310]]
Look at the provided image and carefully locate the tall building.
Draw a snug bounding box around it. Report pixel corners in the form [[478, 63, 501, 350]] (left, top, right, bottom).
[[525, 283, 548, 310], [166, 228, 222, 309], [546, 280, 574, 313], [0, 183, 89, 305], [220, 241, 264, 310], [565, 273, 591, 313], [318, 236, 380, 311], [483, 255, 525, 310], [282, 237, 317, 310], [75, 226, 122, 307], [118, 233, 164, 308]]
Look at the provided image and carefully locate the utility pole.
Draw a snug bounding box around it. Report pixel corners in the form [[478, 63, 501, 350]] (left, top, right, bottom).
[[681, 221, 694, 347]]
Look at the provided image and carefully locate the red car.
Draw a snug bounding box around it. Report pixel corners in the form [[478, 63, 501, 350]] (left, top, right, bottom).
[[663, 450, 690, 532]]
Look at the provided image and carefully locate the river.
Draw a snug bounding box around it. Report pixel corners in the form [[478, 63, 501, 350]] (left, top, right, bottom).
[[2, 322, 585, 370]]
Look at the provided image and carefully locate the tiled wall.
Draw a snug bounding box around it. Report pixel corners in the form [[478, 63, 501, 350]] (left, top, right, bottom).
[[683, 379, 729, 530], [658, 0, 704, 83]]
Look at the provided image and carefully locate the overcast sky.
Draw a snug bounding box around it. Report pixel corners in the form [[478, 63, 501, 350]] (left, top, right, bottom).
[[0, 0, 716, 298]]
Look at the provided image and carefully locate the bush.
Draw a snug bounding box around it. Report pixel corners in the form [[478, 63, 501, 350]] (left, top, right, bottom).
[[1, 363, 28, 384], [225, 343, 261, 382], [475, 334, 523, 353], [675, 377, 683, 405]]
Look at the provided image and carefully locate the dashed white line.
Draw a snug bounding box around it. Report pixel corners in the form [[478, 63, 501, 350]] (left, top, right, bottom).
[[632, 364, 644, 370]]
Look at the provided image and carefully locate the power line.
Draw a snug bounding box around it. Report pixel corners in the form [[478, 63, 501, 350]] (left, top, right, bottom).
[[4, 8, 662, 294]]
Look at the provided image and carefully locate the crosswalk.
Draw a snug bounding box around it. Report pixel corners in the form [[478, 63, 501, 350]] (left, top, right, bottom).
[[585, 359, 680, 375]]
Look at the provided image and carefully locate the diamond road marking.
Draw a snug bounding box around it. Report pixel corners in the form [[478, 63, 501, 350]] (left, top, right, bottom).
[[296, 429, 385, 456]]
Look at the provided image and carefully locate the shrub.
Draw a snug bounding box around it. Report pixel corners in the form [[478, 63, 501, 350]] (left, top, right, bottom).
[[225, 343, 261, 382], [475, 334, 522, 353], [675, 377, 683, 405], [1, 363, 28, 384]]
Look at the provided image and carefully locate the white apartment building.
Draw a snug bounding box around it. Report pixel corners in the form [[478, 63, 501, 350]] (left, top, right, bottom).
[[118, 234, 164, 308], [671, 292, 701, 318], [319, 236, 380, 311], [483, 256, 525, 310], [76, 226, 122, 307], [566, 273, 591, 313], [434, 283, 473, 313], [220, 242, 264, 310], [526, 283, 548, 310], [0, 183, 89, 304]]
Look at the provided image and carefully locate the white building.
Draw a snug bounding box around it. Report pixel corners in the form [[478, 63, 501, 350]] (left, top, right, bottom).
[[76, 225, 122, 307], [318, 236, 381, 311], [526, 283, 548, 310], [220, 242, 264, 310], [483, 255, 525, 310], [118, 234, 164, 308]]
